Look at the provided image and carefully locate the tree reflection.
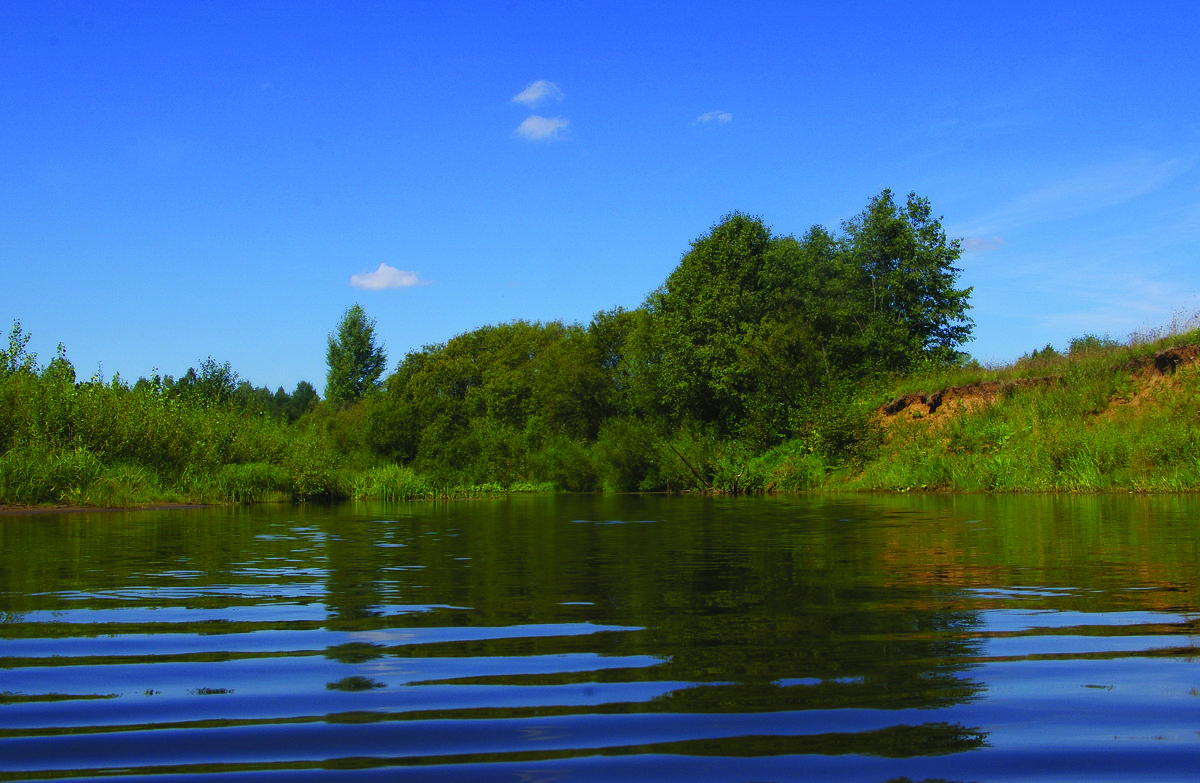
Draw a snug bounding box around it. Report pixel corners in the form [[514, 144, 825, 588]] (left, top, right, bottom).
[[323, 517, 389, 623], [312, 495, 991, 757]]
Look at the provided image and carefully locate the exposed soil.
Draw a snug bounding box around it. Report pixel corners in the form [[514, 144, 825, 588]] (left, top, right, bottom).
[[879, 344, 1200, 423], [881, 376, 1061, 420], [1123, 344, 1200, 376]]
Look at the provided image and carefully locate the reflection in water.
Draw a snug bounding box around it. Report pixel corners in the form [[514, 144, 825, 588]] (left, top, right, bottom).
[[1, 494, 1199, 780]]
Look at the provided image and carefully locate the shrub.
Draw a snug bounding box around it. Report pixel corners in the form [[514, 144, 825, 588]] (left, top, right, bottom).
[[529, 435, 599, 492], [594, 418, 660, 492]]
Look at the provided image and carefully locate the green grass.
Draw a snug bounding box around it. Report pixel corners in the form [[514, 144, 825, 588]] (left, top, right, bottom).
[[845, 322, 1200, 492], [349, 464, 435, 501]]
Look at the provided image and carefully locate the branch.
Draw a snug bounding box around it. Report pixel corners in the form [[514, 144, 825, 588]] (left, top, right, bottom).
[[667, 442, 712, 491]]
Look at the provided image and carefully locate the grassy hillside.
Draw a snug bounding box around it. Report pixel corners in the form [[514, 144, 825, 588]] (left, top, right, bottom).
[[842, 324, 1200, 492]]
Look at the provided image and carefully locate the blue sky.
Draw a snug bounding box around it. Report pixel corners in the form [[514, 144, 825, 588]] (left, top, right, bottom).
[[4, 1, 1198, 394]]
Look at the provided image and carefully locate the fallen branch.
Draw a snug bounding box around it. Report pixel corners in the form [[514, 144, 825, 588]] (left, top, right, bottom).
[[667, 442, 712, 491]]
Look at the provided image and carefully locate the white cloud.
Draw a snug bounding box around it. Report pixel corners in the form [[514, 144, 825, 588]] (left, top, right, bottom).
[[693, 110, 733, 125], [512, 80, 563, 108], [349, 264, 426, 290], [514, 115, 569, 141]]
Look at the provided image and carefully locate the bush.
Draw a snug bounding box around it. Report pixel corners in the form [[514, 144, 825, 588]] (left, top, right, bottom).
[[282, 433, 346, 500], [529, 435, 600, 492], [594, 418, 661, 491], [744, 440, 827, 492]]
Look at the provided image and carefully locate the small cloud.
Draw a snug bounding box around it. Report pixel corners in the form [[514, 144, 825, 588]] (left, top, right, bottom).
[[693, 110, 733, 125], [350, 263, 426, 290], [962, 236, 1005, 253], [514, 115, 569, 141], [512, 80, 563, 108]]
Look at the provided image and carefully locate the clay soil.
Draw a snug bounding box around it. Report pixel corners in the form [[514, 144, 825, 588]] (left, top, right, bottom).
[[878, 344, 1200, 424]]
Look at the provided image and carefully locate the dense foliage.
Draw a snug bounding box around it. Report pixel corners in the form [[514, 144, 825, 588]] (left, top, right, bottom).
[[643, 190, 972, 445], [0, 319, 333, 505]]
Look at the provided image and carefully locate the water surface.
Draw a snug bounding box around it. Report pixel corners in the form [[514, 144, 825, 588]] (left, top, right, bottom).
[[2, 494, 1199, 781]]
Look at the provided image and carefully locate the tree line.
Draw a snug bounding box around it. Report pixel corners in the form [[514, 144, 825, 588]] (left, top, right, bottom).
[[1, 189, 973, 503]]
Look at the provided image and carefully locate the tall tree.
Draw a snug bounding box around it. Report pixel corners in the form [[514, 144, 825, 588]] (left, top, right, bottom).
[[645, 211, 774, 433], [196, 357, 238, 406], [326, 304, 387, 404], [169, 357, 239, 407], [834, 189, 973, 373], [288, 380, 319, 421], [642, 192, 973, 442]]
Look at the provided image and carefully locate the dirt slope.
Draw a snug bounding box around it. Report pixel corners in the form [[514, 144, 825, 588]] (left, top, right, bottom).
[[879, 344, 1199, 423]]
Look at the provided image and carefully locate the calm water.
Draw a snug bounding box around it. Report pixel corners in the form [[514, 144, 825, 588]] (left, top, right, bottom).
[[1, 494, 1198, 782]]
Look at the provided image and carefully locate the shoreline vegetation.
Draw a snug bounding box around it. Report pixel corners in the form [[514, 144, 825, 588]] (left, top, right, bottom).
[[4, 191, 1199, 509]]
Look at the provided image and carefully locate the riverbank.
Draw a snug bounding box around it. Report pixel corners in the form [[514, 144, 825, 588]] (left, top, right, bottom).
[[843, 336, 1200, 492], [3, 321, 1198, 509], [0, 503, 214, 516]]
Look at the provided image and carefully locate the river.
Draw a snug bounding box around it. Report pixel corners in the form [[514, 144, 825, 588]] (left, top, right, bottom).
[[2, 494, 1199, 781]]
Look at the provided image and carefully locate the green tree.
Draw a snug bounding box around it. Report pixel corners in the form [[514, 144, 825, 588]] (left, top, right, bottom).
[[365, 319, 620, 484], [232, 380, 274, 414], [645, 211, 774, 433], [41, 343, 76, 386], [1, 319, 38, 378], [287, 380, 319, 422], [196, 357, 238, 406], [642, 192, 973, 444], [833, 189, 973, 373], [169, 357, 239, 408], [326, 304, 387, 404]]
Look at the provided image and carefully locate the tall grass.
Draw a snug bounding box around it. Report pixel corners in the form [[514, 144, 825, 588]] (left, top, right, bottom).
[[349, 464, 435, 501], [849, 322, 1200, 492], [0, 364, 566, 506], [0, 367, 356, 505]]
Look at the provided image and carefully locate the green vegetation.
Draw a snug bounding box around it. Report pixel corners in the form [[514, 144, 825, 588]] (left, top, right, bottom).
[[854, 325, 1200, 492], [325, 303, 387, 404], [3, 189, 1197, 507]]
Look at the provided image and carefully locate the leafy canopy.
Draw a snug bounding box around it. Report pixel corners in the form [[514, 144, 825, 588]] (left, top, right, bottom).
[[642, 190, 973, 442], [833, 189, 973, 371], [326, 304, 387, 404]]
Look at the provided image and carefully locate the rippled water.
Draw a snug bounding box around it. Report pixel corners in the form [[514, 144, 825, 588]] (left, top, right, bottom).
[[2, 494, 1199, 781]]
